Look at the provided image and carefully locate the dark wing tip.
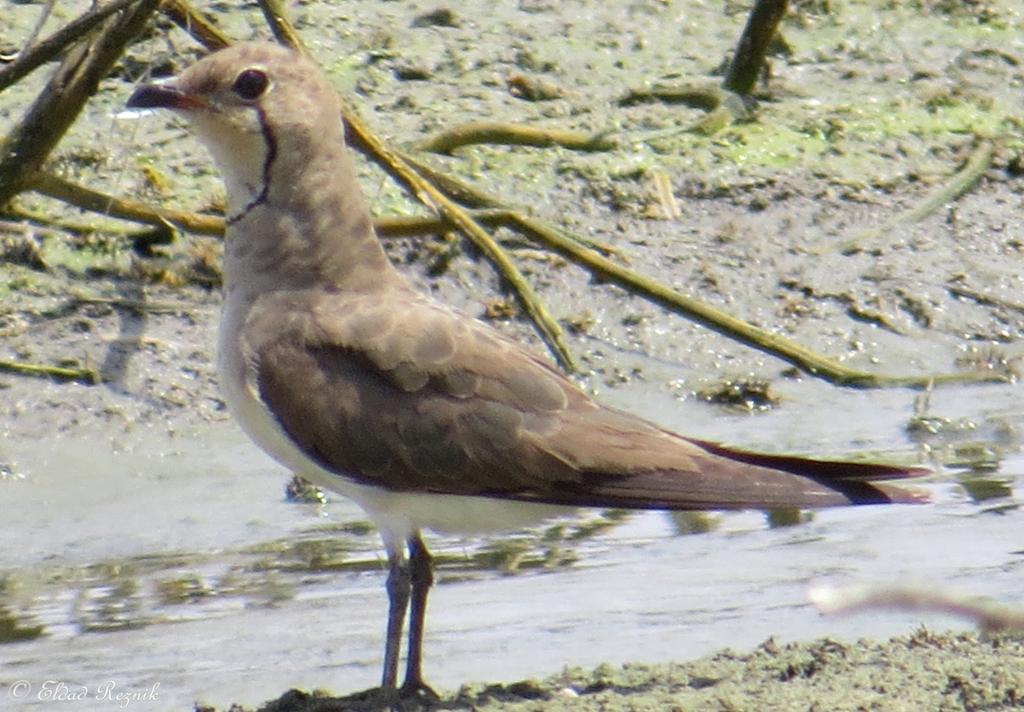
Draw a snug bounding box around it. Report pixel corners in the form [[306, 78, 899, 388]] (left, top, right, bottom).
[[830, 478, 930, 505], [687, 437, 931, 482], [871, 481, 930, 504]]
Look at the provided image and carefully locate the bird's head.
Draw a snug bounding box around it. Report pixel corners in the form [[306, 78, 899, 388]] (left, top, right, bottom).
[[127, 42, 344, 220]]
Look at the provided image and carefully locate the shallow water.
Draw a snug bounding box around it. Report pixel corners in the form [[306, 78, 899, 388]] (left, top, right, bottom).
[[3, 377, 1021, 710]]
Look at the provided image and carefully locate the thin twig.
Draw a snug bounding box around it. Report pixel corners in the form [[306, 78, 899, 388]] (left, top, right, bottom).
[[257, 0, 305, 51], [27, 171, 224, 235], [623, 0, 784, 135], [417, 122, 616, 154], [159, 0, 231, 51], [0, 0, 160, 205], [399, 153, 625, 257], [67, 293, 199, 314], [817, 139, 996, 256], [490, 210, 1009, 388], [0, 358, 100, 385], [810, 584, 1024, 634], [348, 111, 577, 371], [396, 152, 501, 209], [619, 81, 727, 109], [948, 282, 1024, 315], [689, 94, 748, 135], [5, 205, 105, 236], [0, 0, 137, 92], [618, 81, 748, 134], [19, 0, 57, 55]]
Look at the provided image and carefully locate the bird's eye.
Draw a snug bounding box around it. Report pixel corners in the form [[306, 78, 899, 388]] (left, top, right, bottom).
[[231, 68, 269, 101]]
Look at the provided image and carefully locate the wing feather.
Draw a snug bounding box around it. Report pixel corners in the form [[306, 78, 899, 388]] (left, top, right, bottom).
[[245, 288, 926, 508]]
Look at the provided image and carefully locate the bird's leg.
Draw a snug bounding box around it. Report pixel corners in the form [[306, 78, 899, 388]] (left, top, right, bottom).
[[382, 548, 411, 692], [400, 534, 438, 700]]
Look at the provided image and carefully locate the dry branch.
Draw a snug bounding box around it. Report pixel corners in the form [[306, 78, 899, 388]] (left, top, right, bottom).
[[0, 0, 159, 206]]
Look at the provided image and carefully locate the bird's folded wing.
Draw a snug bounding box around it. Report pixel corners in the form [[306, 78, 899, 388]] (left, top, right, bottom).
[[244, 289, 926, 509]]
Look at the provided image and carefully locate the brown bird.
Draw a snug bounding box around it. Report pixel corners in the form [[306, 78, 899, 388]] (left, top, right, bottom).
[[127, 41, 926, 704]]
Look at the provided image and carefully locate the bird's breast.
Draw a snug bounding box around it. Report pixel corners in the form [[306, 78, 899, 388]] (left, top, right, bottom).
[[215, 295, 571, 550]]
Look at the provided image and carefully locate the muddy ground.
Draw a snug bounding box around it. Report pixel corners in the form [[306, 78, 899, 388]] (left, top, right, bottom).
[[2, 0, 1024, 710]]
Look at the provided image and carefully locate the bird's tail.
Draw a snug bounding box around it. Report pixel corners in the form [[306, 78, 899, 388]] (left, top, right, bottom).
[[686, 437, 929, 506]]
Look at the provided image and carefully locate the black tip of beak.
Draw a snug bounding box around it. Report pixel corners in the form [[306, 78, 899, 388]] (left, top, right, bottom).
[[127, 84, 204, 111]]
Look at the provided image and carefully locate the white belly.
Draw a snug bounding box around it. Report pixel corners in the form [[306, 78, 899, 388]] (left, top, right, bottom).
[[216, 302, 570, 554]]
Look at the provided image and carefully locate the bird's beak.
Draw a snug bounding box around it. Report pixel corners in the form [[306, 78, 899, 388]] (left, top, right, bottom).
[[127, 82, 207, 112]]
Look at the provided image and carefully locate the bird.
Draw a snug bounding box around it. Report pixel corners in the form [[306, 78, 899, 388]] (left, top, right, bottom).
[[127, 41, 927, 704]]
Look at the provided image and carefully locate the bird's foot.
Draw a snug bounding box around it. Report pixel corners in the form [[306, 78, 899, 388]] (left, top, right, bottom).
[[398, 677, 440, 706], [330, 680, 439, 711]]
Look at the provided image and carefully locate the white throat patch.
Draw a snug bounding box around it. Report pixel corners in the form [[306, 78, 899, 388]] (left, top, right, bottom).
[[189, 111, 268, 219]]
